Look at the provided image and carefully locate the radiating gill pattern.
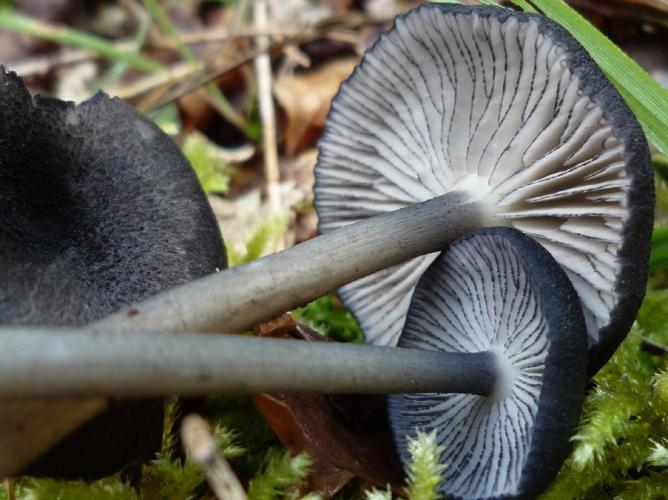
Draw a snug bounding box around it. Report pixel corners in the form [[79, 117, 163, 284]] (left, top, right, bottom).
[[315, 7, 630, 348], [389, 234, 549, 498]]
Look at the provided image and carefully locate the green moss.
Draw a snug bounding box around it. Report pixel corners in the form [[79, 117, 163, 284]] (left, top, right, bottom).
[[0, 481, 20, 500], [404, 431, 446, 500], [616, 472, 668, 500], [205, 394, 281, 483], [149, 104, 181, 137], [182, 133, 234, 195], [226, 215, 288, 267], [145, 401, 248, 500], [542, 318, 668, 499], [293, 295, 364, 343], [149, 455, 205, 500], [19, 478, 137, 500], [364, 486, 392, 500], [247, 451, 312, 500]]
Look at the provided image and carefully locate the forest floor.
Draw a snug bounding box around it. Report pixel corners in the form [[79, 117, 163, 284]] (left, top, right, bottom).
[[1, 0, 668, 498]]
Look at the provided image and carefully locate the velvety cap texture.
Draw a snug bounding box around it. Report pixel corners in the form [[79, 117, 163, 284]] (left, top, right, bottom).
[[0, 66, 227, 477]]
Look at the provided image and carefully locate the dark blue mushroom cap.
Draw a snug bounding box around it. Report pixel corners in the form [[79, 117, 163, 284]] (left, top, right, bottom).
[[0, 66, 227, 478], [389, 227, 587, 499]]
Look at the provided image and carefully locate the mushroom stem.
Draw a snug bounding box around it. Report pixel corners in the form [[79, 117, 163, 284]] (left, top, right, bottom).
[[0, 191, 484, 476], [0, 329, 498, 398], [89, 191, 484, 334]]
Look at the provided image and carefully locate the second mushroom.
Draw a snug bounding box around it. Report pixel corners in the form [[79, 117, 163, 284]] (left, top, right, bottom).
[[315, 3, 653, 375], [0, 227, 588, 499]]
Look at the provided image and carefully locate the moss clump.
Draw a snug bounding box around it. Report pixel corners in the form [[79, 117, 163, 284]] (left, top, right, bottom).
[[293, 295, 364, 343], [247, 451, 313, 500], [541, 291, 668, 499]]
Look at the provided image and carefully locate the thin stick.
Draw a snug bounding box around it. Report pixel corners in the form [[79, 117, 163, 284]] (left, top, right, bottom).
[[0, 328, 497, 398], [182, 415, 248, 500], [6, 478, 15, 500], [10, 46, 129, 77], [107, 60, 202, 100], [254, 0, 282, 214], [7, 27, 302, 78]]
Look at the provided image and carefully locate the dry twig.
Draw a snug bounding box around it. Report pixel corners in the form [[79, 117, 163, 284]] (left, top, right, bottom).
[[254, 0, 282, 215], [5, 478, 15, 500], [182, 414, 247, 500]]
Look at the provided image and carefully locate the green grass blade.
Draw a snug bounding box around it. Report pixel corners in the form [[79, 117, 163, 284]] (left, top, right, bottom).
[[651, 227, 668, 271], [142, 0, 252, 137], [522, 0, 668, 155], [0, 8, 164, 73], [612, 77, 668, 157], [143, 0, 196, 64], [508, 0, 536, 12], [655, 154, 668, 179]]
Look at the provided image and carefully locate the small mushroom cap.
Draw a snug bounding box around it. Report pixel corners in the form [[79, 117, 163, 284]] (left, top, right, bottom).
[[314, 4, 653, 373], [388, 227, 587, 499], [0, 67, 227, 477]]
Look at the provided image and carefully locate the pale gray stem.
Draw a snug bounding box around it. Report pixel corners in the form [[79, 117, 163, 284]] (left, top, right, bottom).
[[0, 192, 483, 475], [0, 328, 497, 398], [90, 191, 483, 334]]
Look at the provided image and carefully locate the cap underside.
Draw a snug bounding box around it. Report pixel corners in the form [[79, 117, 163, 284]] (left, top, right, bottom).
[[314, 4, 652, 372], [388, 227, 587, 499]]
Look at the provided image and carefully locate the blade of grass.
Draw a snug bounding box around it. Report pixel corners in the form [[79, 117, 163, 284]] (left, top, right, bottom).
[[142, 0, 252, 137], [654, 153, 668, 180], [143, 0, 197, 64], [518, 0, 668, 155], [92, 8, 151, 91], [0, 8, 164, 73], [612, 78, 668, 158], [651, 227, 668, 271]]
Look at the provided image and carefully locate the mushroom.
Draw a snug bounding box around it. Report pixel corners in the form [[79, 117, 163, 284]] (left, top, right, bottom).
[[388, 227, 587, 499], [0, 66, 227, 477], [0, 4, 654, 472], [0, 227, 588, 499], [0, 183, 478, 476], [314, 3, 654, 374]]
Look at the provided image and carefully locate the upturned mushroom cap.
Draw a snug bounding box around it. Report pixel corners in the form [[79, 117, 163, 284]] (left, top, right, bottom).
[[314, 4, 653, 373], [388, 227, 587, 499], [0, 66, 227, 477]]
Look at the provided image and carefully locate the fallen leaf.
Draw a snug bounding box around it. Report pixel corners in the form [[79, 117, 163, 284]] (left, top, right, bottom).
[[274, 57, 358, 156], [254, 313, 300, 338], [252, 316, 405, 497]]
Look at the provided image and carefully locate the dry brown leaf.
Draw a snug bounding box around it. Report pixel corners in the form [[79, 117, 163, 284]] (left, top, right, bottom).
[[568, 0, 668, 20], [274, 57, 358, 156], [254, 313, 300, 338], [252, 316, 405, 497], [604, 0, 668, 13]]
